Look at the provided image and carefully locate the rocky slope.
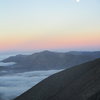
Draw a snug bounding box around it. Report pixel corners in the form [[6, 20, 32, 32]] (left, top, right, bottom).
[[14, 58, 100, 100]]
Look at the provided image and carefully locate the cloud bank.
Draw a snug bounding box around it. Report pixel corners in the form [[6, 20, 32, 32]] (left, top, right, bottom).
[[0, 70, 62, 100]]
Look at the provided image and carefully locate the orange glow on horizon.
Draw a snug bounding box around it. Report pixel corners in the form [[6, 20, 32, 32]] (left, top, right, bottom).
[[0, 32, 99, 51]]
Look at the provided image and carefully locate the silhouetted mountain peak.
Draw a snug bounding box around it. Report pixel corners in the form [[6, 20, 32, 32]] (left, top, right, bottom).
[[41, 50, 53, 53]]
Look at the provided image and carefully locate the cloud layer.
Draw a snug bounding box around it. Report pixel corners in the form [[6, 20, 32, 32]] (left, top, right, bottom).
[[0, 70, 62, 100]]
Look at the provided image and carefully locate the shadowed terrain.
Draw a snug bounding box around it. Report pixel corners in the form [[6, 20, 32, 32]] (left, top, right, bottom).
[[14, 58, 100, 100], [1, 51, 100, 72]]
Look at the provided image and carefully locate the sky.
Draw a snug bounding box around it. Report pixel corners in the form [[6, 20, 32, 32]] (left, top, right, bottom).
[[0, 0, 100, 52]]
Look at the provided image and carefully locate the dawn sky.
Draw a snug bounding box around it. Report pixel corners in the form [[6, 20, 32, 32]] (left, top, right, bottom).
[[0, 0, 100, 52]]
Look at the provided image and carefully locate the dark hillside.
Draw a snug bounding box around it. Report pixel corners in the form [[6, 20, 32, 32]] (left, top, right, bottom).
[[14, 58, 100, 100]]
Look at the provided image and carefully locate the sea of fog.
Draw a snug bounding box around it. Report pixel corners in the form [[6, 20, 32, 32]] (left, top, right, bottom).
[[0, 70, 62, 100], [0, 54, 15, 66], [0, 53, 62, 100]]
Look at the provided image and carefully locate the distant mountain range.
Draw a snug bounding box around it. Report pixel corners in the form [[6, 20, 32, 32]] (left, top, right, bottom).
[[14, 58, 100, 100], [1, 51, 100, 72]]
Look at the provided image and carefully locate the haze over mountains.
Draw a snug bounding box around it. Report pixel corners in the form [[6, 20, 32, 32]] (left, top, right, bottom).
[[0, 51, 100, 100], [14, 58, 100, 100], [1, 51, 100, 73]]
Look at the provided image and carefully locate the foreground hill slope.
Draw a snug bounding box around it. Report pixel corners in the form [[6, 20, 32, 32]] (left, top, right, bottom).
[[2, 51, 100, 71], [14, 58, 100, 100]]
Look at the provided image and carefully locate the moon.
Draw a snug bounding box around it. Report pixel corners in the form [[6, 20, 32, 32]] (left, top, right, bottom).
[[76, 0, 80, 3]]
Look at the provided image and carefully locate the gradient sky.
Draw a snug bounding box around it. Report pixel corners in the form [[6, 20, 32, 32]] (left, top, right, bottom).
[[0, 0, 100, 52]]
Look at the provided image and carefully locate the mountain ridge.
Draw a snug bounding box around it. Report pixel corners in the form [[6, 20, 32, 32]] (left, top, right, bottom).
[[1, 51, 100, 72], [1, 51, 100, 71]]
